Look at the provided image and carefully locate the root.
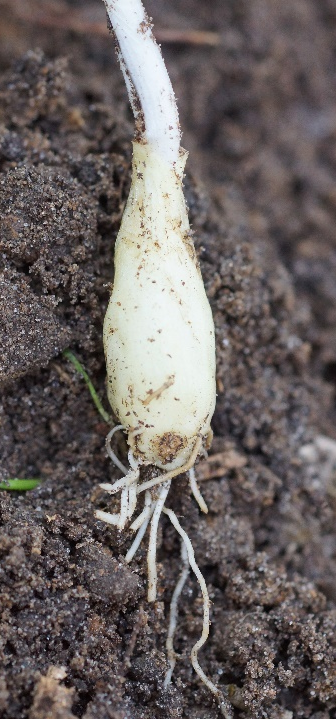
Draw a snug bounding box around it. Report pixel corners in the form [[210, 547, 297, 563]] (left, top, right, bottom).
[[137, 436, 202, 495], [130, 491, 153, 532], [98, 427, 232, 706], [100, 468, 139, 494], [189, 466, 208, 513], [128, 483, 138, 519], [95, 508, 122, 526], [163, 506, 232, 718], [164, 540, 189, 688], [125, 491, 153, 562], [147, 481, 171, 602], [118, 485, 130, 529], [95, 476, 138, 530], [128, 449, 139, 470], [97, 428, 232, 714], [125, 514, 151, 562], [96, 463, 140, 530], [105, 424, 128, 474]]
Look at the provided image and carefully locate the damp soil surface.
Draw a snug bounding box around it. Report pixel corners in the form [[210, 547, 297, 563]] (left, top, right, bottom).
[[1, 2, 336, 718]]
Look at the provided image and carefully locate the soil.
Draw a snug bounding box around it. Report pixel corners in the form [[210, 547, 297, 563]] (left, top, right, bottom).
[[1, 1, 336, 718]]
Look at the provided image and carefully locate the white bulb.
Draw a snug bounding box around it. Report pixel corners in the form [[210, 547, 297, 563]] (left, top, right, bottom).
[[104, 142, 216, 470]]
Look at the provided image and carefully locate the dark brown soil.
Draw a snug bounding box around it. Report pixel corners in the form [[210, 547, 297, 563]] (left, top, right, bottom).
[[1, 2, 336, 718]]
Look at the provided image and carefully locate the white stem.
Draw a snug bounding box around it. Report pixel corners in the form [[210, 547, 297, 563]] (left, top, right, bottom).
[[163, 507, 230, 717], [189, 466, 208, 514], [164, 541, 189, 688], [103, 0, 180, 165], [147, 481, 171, 602]]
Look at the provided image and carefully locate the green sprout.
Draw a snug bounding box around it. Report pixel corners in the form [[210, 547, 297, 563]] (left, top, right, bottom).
[[1, 351, 110, 494], [0, 478, 41, 491], [63, 349, 111, 425]]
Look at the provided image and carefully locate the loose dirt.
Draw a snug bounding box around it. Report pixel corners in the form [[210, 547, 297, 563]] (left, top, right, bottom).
[[1, 2, 336, 717]]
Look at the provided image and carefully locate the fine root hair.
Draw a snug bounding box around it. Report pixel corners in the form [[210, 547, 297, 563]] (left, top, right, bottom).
[[163, 506, 232, 718], [147, 481, 171, 601], [164, 539, 189, 688]]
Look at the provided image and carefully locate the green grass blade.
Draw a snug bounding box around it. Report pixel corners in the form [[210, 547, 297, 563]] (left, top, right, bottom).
[[0, 478, 41, 491], [63, 349, 111, 424]]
